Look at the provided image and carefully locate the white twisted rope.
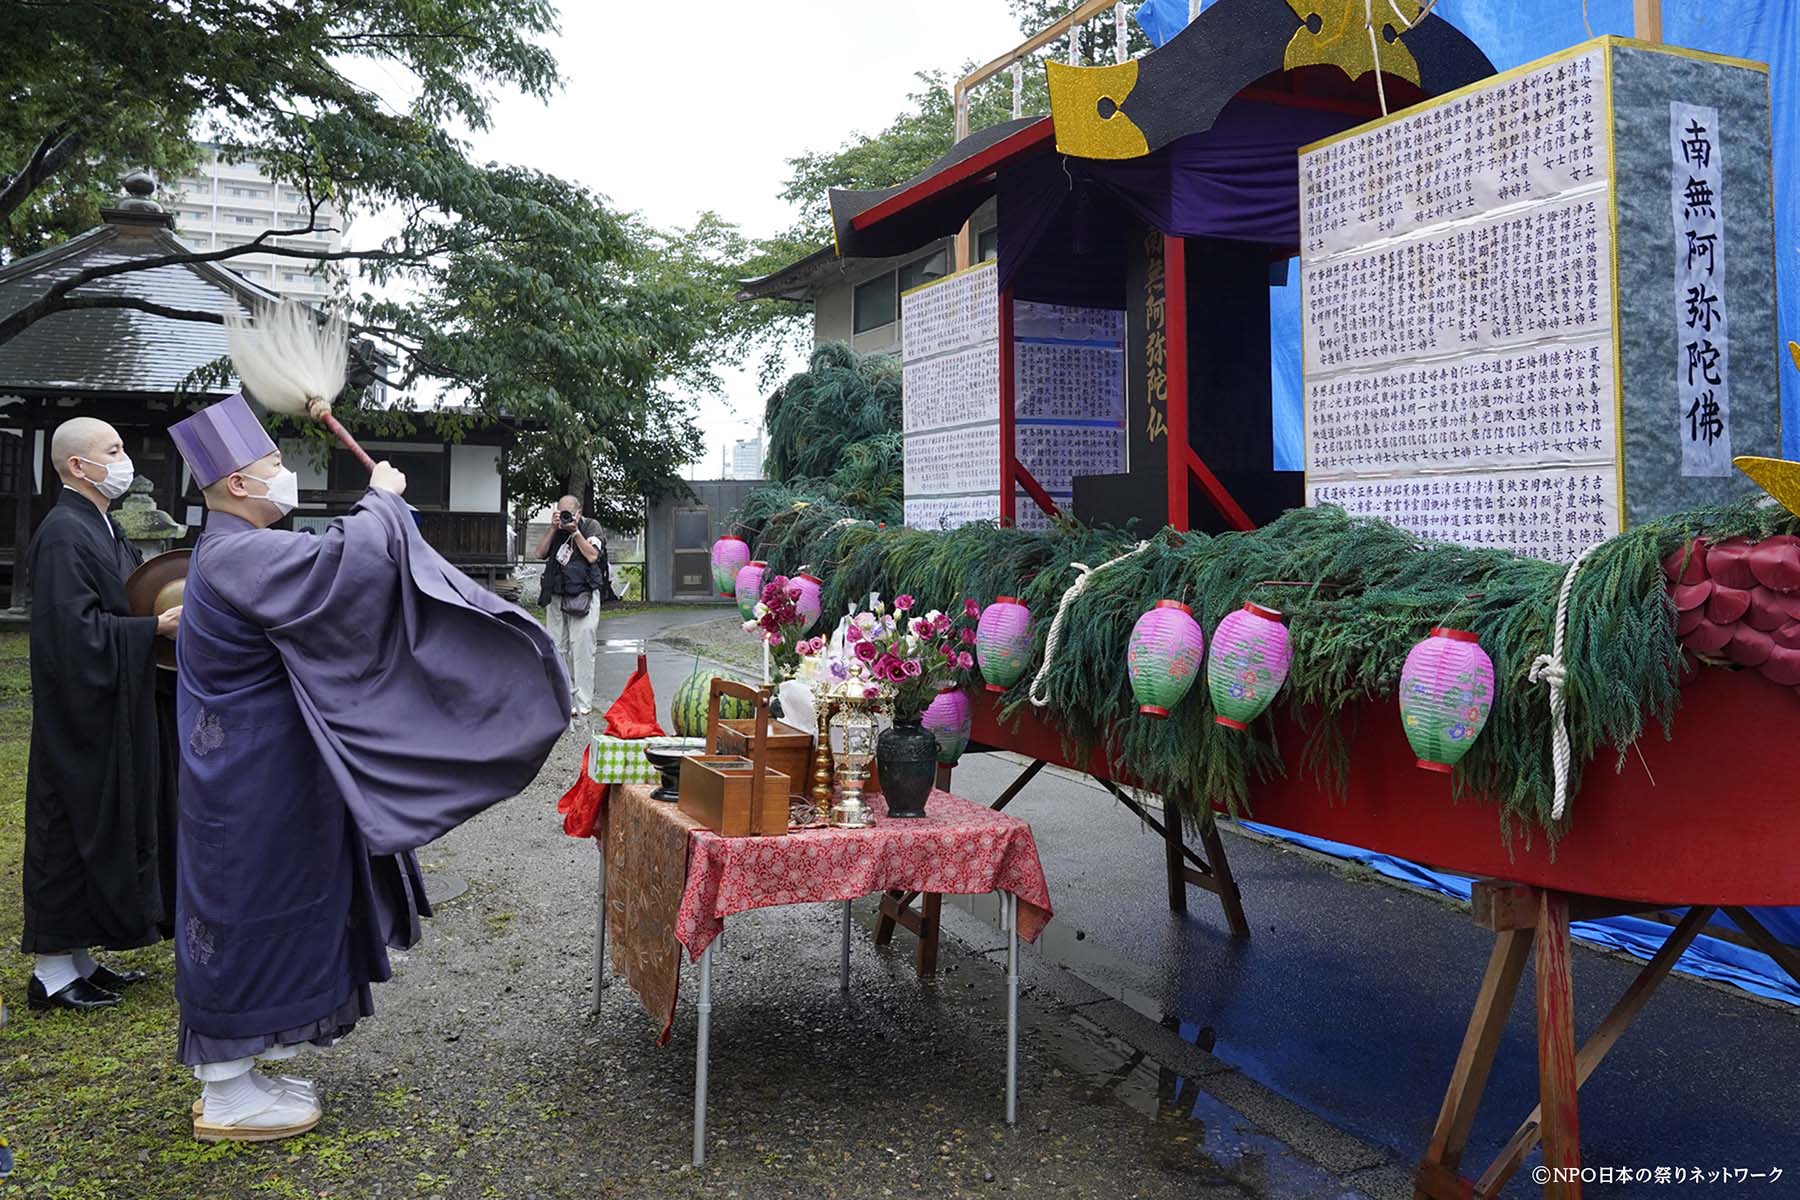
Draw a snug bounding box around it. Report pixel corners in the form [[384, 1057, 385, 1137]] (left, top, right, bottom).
[[1028, 542, 1151, 708], [1528, 543, 1604, 821]]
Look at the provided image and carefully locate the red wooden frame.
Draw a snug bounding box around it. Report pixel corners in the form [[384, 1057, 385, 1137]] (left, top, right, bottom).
[[969, 665, 1800, 908], [1162, 235, 1257, 533], [850, 119, 1056, 234]]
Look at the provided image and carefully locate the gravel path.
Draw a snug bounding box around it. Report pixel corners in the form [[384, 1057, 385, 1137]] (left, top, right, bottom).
[[281, 719, 1268, 1199]]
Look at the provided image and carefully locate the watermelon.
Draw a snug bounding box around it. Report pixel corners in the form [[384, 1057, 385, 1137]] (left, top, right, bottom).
[[671, 669, 755, 737]]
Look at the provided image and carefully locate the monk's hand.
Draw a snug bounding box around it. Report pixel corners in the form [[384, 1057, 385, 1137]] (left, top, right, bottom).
[[156, 605, 182, 639], [370, 461, 407, 496]]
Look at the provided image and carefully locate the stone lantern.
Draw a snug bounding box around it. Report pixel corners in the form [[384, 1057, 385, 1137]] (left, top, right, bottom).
[[113, 475, 186, 557]]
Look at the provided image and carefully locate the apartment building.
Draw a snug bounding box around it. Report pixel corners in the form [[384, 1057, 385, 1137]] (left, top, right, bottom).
[[167, 146, 344, 301]]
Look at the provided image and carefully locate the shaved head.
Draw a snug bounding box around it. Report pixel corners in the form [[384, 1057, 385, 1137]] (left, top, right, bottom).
[[50, 417, 122, 484], [557, 495, 581, 512]]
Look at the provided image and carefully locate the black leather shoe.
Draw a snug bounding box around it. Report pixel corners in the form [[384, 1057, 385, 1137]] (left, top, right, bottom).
[[27, 975, 121, 1012], [85, 964, 148, 991]]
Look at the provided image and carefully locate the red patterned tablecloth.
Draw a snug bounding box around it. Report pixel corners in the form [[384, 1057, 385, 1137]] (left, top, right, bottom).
[[674, 789, 1054, 960]]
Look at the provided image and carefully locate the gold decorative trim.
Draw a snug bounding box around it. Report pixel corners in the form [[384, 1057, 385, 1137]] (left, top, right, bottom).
[[1282, 0, 1422, 86], [1045, 59, 1148, 160]]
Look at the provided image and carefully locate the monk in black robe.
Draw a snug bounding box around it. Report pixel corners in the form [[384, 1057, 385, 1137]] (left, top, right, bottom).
[[21, 417, 180, 1011]]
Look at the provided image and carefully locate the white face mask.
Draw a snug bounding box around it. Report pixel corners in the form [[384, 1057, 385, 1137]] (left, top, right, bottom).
[[242, 466, 300, 516], [77, 455, 135, 500]]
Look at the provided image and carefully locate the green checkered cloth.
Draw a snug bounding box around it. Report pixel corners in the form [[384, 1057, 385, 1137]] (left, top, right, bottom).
[[588, 735, 705, 784]]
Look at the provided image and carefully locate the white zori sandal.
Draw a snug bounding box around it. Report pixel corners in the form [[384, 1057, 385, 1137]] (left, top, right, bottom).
[[191, 1075, 316, 1115], [192, 1087, 322, 1143]]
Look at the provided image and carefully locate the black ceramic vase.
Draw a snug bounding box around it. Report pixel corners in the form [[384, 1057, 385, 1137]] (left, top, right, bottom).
[[877, 717, 938, 818]]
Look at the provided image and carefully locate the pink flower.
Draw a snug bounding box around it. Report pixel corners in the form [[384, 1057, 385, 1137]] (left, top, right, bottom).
[[957, 651, 974, 669], [864, 685, 881, 699], [960, 627, 977, 645], [787, 587, 802, 603], [846, 624, 861, 643], [856, 641, 878, 662], [895, 594, 914, 611], [903, 659, 922, 678], [876, 652, 901, 675], [964, 599, 980, 619]]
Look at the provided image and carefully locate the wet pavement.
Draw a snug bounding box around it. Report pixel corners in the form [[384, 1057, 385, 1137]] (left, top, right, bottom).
[[938, 752, 1800, 1197], [576, 609, 1800, 1197]]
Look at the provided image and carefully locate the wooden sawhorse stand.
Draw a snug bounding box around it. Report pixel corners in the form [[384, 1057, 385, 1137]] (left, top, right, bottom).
[[874, 757, 1250, 975], [1415, 880, 1800, 1199]]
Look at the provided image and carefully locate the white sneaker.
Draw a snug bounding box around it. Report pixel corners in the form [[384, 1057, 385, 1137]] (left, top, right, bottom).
[[193, 1088, 321, 1142]]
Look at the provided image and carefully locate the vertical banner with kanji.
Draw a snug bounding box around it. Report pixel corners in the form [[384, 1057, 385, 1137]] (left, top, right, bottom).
[[1671, 101, 1731, 475]]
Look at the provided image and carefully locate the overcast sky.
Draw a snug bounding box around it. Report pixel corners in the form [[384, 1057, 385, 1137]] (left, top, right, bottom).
[[459, 1, 1028, 482]]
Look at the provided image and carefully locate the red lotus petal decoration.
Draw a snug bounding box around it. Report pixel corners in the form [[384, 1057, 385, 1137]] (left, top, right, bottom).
[[1706, 540, 1759, 590], [1706, 585, 1751, 625], [1748, 535, 1800, 590], [1725, 626, 1775, 668]]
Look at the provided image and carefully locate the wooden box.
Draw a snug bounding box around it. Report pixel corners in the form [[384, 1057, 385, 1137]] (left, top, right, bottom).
[[678, 755, 791, 838], [714, 719, 813, 798]]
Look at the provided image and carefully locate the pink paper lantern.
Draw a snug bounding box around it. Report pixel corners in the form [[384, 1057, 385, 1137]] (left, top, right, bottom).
[[1399, 628, 1496, 774], [791, 572, 824, 632], [976, 596, 1033, 693], [734, 560, 767, 622], [921, 687, 973, 765], [1206, 603, 1292, 731], [1127, 600, 1205, 718], [710, 536, 750, 598]]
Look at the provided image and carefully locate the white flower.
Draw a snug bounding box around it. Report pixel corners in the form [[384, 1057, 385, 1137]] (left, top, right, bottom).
[[753, 602, 768, 619]]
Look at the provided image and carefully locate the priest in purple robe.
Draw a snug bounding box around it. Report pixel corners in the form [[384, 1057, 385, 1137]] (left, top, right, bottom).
[[168, 394, 569, 1142]]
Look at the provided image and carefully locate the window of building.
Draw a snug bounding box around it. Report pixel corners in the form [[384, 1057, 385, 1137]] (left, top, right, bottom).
[[328, 447, 445, 505], [853, 273, 897, 334], [977, 228, 999, 263], [234, 214, 261, 225], [897, 249, 949, 294]]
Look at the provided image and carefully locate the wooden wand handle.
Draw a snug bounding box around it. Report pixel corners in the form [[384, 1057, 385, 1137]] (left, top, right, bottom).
[[316, 408, 377, 473]]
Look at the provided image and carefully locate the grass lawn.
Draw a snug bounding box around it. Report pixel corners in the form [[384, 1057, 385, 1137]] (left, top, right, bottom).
[[0, 632, 397, 1198]]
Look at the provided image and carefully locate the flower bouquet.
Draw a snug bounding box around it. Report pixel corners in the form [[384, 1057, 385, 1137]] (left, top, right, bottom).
[[744, 574, 815, 681], [801, 595, 979, 818]]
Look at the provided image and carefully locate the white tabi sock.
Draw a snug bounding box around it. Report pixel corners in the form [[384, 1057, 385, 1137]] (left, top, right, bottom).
[[198, 1064, 266, 1123], [70, 949, 98, 979], [33, 954, 80, 995]]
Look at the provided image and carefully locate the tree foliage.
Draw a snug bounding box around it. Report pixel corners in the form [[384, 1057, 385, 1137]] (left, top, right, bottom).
[[0, 0, 737, 527]]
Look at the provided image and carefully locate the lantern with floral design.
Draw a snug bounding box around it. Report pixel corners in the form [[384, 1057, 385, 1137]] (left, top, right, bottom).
[[1127, 600, 1205, 717], [976, 596, 1033, 693], [921, 686, 973, 765], [710, 536, 750, 598], [734, 560, 767, 622], [1206, 603, 1292, 730], [790, 572, 824, 633], [1399, 628, 1496, 773]]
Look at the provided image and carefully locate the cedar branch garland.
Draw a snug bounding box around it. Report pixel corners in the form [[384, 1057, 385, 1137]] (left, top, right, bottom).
[[744, 498, 1797, 843]]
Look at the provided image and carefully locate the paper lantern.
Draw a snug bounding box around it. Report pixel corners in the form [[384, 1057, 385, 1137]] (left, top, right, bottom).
[[791, 572, 824, 632], [734, 560, 767, 622], [1399, 628, 1496, 774], [1126, 600, 1205, 718], [1206, 603, 1292, 730], [710, 536, 750, 598], [976, 596, 1033, 693], [921, 687, 973, 765]]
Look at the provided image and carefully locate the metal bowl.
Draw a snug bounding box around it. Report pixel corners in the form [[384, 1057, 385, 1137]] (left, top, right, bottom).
[[642, 742, 699, 801]]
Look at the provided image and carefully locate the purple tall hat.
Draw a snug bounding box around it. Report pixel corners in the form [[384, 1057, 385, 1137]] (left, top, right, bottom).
[[169, 393, 277, 488]]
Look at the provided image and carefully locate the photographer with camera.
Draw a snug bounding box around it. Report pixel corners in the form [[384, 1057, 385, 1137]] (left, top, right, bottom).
[[534, 495, 605, 719]]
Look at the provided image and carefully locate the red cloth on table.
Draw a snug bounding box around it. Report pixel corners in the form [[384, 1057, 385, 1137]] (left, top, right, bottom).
[[557, 744, 610, 839], [674, 789, 1052, 962], [603, 785, 1053, 1044], [603, 657, 664, 739]]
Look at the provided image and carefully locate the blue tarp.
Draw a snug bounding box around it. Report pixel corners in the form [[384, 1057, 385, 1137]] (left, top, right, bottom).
[[1239, 821, 1800, 1006], [1136, 0, 1800, 1003]]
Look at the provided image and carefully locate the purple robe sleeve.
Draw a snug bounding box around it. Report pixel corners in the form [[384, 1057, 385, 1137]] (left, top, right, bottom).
[[204, 488, 571, 855]]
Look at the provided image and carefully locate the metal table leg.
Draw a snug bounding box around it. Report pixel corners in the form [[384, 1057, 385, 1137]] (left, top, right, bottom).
[[590, 849, 607, 1015], [1006, 891, 1019, 1125], [694, 940, 713, 1167], [840, 899, 852, 993]]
